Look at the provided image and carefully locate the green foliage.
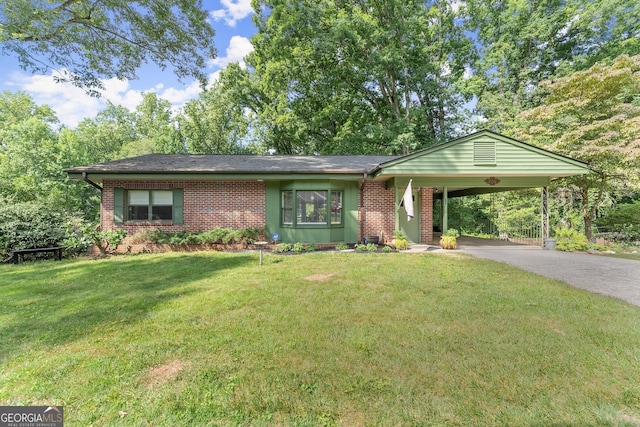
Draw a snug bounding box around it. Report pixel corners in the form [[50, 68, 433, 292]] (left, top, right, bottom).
[[272, 242, 315, 253], [394, 230, 407, 240], [238, 0, 473, 154], [130, 227, 265, 246], [355, 243, 378, 252], [444, 228, 460, 238], [0, 0, 216, 94], [516, 55, 640, 238], [335, 242, 350, 251], [394, 239, 409, 251], [595, 201, 640, 242], [177, 77, 251, 154], [0, 199, 67, 259], [382, 245, 394, 253], [555, 228, 590, 252], [63, 219, 126, 256], [272, 243, 293, 253]]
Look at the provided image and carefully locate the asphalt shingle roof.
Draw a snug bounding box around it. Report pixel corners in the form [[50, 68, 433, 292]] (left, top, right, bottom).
[[66, 154, 399, 174]]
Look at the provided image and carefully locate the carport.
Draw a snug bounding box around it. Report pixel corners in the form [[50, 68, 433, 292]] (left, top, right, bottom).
[[372, 130, 591, 245]]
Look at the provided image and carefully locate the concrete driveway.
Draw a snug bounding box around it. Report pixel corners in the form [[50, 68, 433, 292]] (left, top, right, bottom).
[[454, 237, 640, 306]]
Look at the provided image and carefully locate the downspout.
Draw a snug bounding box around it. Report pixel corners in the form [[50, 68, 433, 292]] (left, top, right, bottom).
[[82, 172, 103, 192]]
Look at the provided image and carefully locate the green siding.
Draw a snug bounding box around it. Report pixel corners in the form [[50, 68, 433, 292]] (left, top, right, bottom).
[[265, 180, 359, 244], [377, 133, 589, 178], [172, 188, 184, 225]]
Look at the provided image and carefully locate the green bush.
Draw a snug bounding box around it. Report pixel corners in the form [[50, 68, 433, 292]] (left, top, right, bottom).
[[444, 228, 460, 238], [354, 243, 375, 252], [335, 242, 349, 251], [555, 227, 590, 252], [63, 220, 127, 256], [273, 243, 292, 253], [129, 227, 266, 246], [0, 200, 67, 259], [595, 201, 640, 242]]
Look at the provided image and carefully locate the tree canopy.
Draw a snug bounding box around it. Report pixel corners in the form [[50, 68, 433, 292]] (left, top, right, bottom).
[[0, 0, 217, 94], [514, 54, 640, 237]]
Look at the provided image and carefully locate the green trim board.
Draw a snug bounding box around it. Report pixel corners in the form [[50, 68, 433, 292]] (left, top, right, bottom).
[[385, 176, 552, 190]]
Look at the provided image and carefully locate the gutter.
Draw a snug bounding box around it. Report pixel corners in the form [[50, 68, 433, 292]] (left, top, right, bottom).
[[82, 172, 103, 191]]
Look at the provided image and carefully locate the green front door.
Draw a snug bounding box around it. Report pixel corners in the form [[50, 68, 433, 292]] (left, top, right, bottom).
[[397, 188, 420, 243]]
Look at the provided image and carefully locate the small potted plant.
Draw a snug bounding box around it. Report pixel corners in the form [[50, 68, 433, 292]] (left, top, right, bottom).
[[440, 228, 460, 249]]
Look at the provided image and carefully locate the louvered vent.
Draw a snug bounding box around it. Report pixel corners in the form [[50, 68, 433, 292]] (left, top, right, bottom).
[[474, 141, 497, 165]]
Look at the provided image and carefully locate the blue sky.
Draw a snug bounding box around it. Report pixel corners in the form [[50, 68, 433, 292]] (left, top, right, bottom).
[[0, 0, 257, 128]]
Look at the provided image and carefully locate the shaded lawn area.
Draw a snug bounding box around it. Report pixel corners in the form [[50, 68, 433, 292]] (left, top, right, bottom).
[[1, 251, 640, 426]]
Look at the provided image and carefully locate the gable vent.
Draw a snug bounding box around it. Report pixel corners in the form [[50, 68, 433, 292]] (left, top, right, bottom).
[[474, 141, 497, 165]]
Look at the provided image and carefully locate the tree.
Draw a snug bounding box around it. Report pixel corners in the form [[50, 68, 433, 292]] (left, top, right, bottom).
[[241, 0, 474, 155], [515, 54, 640, 239], [74, 102, 137, 162], [0, 0, 216, 94], [121, 92, 184, 156], [177, 75, 251, 154], [463, 0, 640, 130]]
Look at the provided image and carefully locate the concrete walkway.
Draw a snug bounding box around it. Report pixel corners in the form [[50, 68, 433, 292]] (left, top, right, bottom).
[[408, 237, 640, 306]]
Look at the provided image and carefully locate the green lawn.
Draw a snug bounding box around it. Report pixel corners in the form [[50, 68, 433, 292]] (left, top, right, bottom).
[[1, 251, 640, 426]]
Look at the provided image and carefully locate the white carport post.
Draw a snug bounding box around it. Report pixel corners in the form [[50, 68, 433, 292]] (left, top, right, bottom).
[[541, 186, 549, 245], [442, 186, 448, 234]]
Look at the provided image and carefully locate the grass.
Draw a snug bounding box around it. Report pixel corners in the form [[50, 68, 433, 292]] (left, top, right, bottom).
[[1, 251, 640, 426]]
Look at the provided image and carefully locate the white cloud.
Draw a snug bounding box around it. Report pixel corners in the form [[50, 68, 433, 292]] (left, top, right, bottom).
[[210, 35, 254, 68], [211, 0, 253, 27], [8, 71, 103, 128], [4, 34, 253, 127]]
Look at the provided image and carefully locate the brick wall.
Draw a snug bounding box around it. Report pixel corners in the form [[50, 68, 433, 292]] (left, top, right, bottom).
[[100, 178, 434, 244], [359, 181, 434, 244], [101, 180, 266, 234], [360, 181, 396, 244], [420, 187, 434, 243]]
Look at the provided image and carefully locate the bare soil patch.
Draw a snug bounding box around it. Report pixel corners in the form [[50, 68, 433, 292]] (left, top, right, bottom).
[[144, 359, 186, 388]]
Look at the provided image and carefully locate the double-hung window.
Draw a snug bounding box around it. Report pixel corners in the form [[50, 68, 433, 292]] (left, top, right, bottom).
[[113, 188, 183, 224], [281, 189, 342, 226], [127, 190, 173, 221]]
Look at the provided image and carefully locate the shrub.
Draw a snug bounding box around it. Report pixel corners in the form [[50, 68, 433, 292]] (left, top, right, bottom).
[[335, 242, 349, 251], [0, 200, 67, 259], [439, 235, 457, 249], [595, 201, 640, 243], [64, 221, 127, 256], [444, 228, 460, 238], [273, 243, 292, 253], [128, 227, 266, 246], [393, 230, 409, 250], [555, 227, 590, 252]]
